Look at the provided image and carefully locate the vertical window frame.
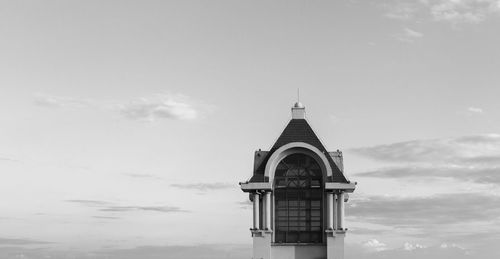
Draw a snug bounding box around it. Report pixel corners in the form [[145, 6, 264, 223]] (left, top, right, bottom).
[[273, 153, 324, 244]]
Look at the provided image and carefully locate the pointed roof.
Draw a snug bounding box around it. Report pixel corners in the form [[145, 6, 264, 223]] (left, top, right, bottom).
[[249, 116, 349, 183]]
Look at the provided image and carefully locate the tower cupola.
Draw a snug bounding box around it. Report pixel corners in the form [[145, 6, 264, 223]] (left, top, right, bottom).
[[239, 103, 356, 259], [291, 101, 306, 119]]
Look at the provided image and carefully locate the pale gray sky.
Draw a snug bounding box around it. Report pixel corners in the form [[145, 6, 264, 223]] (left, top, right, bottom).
[[1, 0, 500, 258]]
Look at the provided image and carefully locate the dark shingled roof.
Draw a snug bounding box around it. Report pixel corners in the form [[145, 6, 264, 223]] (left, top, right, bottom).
[[249, 119, 348, 183]]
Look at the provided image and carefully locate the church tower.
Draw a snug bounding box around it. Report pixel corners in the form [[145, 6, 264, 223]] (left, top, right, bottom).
[[240, 102, 356, 259]]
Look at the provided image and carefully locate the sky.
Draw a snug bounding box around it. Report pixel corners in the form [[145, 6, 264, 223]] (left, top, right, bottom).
[[1, 0, 500, 258]]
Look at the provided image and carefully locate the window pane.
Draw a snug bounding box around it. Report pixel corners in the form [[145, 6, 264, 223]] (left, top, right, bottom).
[[274, 153, 323, 243]]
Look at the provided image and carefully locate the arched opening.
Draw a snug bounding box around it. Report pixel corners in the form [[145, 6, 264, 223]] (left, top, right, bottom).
[[274, 153, 323, 243]]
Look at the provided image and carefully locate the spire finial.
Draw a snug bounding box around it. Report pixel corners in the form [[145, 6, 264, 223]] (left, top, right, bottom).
[[293, 89, 304, 109], [292, 90, 305, 119]]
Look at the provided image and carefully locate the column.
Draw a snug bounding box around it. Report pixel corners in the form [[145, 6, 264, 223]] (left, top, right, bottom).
[[327, 192, 334, 230], [252, 192, 271, 259], [333, 193, 338, 230], [264, 191, 271, 230], [337, 192, 345, 230], [253, 192, 260, 230]]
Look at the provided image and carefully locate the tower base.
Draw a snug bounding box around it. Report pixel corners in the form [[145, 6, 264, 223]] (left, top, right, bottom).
[[251, 230, 346, 259], [326, 230, 345, 259], [252, 230, 272, 259]]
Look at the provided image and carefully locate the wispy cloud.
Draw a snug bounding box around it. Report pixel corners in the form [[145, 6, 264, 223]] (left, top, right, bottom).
[[440, 243, 465, 250], [348, 193, 500, 227], [120, 94, 200, 121], [347, 193, 500, 250], [92, 216, 120, 220], [351, 134, 500, 186], [170, 182, 234, 191], [350, 134, 500, 248], [382, 0, 500, 24], [394, 28, 424, 43], [34, 92, 209, 122], [467, 106, 484, 114], [0, 238, 52, 245], [34, 93, 92, 108], [99, 206, 187, 213], [0, 242, 478, 259], [427, 0, 500, 24], [66, 200, 188, 213], [383, 2, 419, 20], [95, 244, 251, 259], [347, 242, 473, 259], [0, 244, 252, 259], [356, 166, 500, 185], [66, 199, 110, 206], [0, 155, 20, 163], [351, 134, 500, 164], [403, 242, 426, 251], [363, 239, 388, 252]]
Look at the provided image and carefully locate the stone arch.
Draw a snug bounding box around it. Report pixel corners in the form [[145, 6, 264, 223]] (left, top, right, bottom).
[[264, 142, 332, 185]]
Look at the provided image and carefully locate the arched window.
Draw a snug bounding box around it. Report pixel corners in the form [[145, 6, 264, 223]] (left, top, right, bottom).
[[274, 153, 323, 243]]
